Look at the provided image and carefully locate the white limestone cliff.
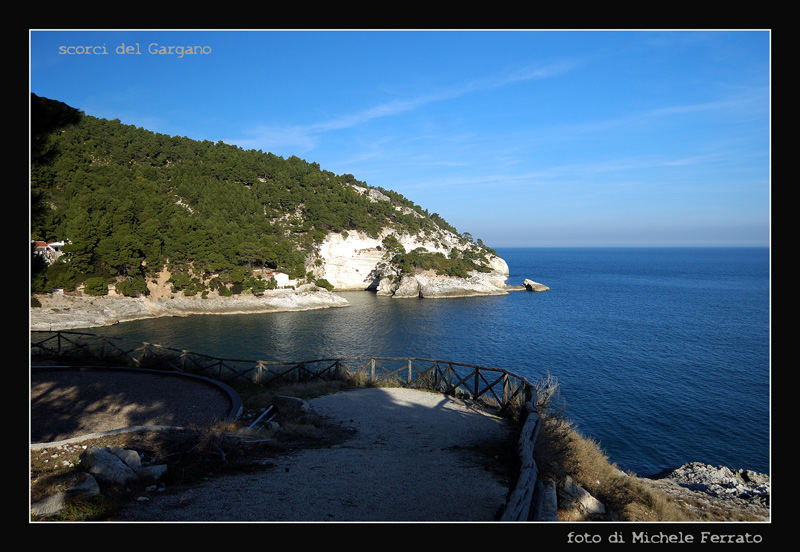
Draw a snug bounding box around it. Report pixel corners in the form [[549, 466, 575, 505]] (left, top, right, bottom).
[[313, 228, 512, 297]]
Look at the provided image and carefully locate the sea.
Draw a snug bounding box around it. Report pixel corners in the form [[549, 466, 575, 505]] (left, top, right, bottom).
[[89, 247, 771, 477]]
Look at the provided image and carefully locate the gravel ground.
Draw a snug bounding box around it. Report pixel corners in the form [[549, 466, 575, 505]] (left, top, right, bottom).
[[30, 367, 237, 445], [116, 387, 515, 522]]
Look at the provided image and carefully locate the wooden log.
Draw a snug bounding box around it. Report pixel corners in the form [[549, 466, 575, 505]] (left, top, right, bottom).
[[500, 406, 542, 521]]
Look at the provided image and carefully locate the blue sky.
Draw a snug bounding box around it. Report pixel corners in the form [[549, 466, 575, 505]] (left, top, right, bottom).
[[30, 29, 770, 248]]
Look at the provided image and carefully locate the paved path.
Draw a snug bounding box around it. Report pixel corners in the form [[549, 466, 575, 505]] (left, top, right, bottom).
[[116, 387, 515, 522]]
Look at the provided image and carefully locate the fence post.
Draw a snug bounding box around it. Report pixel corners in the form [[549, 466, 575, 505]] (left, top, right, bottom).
[[140, 342, 149, 367]]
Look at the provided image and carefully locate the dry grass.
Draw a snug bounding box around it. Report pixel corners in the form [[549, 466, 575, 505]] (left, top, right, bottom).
[[530, 374, 694, 522]]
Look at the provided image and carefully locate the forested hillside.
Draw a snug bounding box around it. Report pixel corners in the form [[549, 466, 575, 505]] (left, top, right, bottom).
[[30, 94, 494, 297]]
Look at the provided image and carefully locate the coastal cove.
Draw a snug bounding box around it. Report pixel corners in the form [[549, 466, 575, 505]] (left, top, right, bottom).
[[31, 247, 770, 479]]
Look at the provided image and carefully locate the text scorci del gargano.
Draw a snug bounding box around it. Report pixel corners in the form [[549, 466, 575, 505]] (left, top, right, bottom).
[[58, 43, 210, 58]]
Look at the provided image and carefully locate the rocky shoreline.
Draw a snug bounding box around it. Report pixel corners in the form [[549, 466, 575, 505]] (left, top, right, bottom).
[[642, 462, 770, 521], [30, 271, 548, 331], [378, 270, 520, 298], [30, 288, 350, 331]]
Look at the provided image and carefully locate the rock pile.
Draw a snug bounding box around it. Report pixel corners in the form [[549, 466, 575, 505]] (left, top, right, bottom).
[[30, 445, 168, 518], [651, 462, 769, 502], [647, 462, 770, 521], [79, 445, 168, 486]]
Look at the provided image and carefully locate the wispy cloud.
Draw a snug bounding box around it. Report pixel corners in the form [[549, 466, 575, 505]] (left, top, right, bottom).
[[233, 61, 575, 153]]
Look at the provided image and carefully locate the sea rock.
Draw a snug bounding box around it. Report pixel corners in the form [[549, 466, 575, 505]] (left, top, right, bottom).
[[392, 274, 422, 298], [417, 271, 510, 298], [523, 279, 549, 292], [375, 273, 400, 296], [376, 266, 512, 299]]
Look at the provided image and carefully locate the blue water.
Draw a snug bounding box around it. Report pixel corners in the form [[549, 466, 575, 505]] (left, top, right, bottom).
[[90, 247, 771, 476]]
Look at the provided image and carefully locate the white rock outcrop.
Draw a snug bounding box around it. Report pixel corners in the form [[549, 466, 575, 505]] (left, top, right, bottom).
[[523, 279, 550, 292], [314, 229, 512, 297], [385, 270, 512, 299], [315, 230, 389, 291]]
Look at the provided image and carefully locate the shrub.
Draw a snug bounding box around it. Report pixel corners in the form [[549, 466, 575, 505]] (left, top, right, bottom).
[[115, 276, 147, 297], [392, 247, 488, 278], [83, 277, 108, 296], [314, 278, 334, 291], [44, 259, 80, 291]]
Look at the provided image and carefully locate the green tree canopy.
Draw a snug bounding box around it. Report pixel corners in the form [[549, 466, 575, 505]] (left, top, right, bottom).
[[30, 94, 495, 296]]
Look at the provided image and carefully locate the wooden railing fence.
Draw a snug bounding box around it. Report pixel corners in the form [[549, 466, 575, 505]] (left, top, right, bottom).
[[30, 330, 545, 520]]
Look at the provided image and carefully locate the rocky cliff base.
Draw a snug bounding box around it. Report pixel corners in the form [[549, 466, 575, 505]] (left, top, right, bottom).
[[30, 288, 349, 331], [378, 269, 519, 299], [644, 462, 770, 521]]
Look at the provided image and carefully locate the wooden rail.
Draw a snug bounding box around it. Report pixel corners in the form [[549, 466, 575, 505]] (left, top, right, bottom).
[[30, 330, 546, 520]]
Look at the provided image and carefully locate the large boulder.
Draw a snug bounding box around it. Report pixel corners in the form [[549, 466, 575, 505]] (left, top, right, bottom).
[[392, 275, 422, 298], [78, 445, 170, 486], [79, 446, 139, 485], [523, 279, 549, 292], [558, 475, 606, 520]]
